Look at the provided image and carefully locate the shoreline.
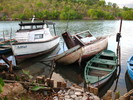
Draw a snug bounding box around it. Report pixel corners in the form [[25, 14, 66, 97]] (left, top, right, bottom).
[[0, 17, 133, 21]]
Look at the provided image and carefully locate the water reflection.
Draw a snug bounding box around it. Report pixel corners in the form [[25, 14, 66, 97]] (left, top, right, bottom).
[[55, 64, 84, 85]]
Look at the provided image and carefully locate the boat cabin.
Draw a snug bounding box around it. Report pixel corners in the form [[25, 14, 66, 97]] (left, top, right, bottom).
[[15, 21, 57, 42]]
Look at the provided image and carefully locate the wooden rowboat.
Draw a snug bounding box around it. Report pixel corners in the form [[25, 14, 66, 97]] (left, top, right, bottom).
[[84, 50, 117, 88], [54, 31, 108, 65], [127, 55, 133, 83]]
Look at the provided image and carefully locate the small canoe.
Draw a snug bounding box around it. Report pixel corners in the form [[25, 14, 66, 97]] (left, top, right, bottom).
[[84, 50, 118, 88], [127, 55, 133, 83]]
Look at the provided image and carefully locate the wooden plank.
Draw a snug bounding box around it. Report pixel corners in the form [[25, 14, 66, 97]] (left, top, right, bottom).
[[72, 30, 92, 36], [101, 51, 115, 57], [74, 35, 85, 46], [86, 75, 99, 83], [54, 45, 81, 60], [91, 58, 117, 66], [89, 70, 109, 77], [89, 66, 112, 72]]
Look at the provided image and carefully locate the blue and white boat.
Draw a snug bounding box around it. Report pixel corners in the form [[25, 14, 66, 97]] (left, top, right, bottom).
[[127, 55, 133, 82]]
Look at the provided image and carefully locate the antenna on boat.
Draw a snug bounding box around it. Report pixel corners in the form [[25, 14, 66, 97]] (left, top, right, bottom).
[[10, 28, 12, 40], [65, 12, 70, 32], [31, 15, 35, 23], [3, 31, 5, 41], [114, 18, 122, 92]]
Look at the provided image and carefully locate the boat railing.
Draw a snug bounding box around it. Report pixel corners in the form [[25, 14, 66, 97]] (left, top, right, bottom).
[[19, 21, 55, 27], [18, 21, 57, 36], [73, 30, 93, 36]]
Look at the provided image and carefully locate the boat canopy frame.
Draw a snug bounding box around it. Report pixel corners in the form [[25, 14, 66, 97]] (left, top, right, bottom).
[[18, 21, 57, 35]]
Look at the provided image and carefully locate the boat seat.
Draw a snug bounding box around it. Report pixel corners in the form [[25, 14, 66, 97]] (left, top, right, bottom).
[[101, 52, 115, 57], [101, 50, 117, 58], [91, 58, 117, 66], [89, 66, 112, 72], [85, 75, 100, 83]]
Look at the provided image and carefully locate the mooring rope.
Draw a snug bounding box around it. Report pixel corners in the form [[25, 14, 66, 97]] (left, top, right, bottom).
[[114, 18, 122, 92]]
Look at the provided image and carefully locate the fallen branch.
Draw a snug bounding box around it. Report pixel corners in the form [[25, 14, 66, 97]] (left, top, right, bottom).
[[4, 79, 49, 88]]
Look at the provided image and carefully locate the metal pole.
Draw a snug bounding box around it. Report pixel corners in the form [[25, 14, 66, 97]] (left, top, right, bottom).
[[114, 18, 122, 92], [10, 28, 12, 40], [3, 31, 5, 41], [119, 18, 123, 33], [53, 24, 56, 36]]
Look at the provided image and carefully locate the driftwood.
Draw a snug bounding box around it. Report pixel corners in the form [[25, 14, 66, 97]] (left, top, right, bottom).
[[4, 79, 47, 87], [3, 79, 69, 91]]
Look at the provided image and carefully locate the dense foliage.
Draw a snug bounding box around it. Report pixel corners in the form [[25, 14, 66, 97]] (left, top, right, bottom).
[[0, 0, 133, 20], [0, 78, 4, 93]]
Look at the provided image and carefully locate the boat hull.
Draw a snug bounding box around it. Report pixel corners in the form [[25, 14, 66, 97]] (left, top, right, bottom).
[[55, 38, 108, 65], [82, 38, 108, 59], [55, 45, 82, 65], [12, 37, 60, 59], [127, 56, 133, 83], [127, 70, 133, 84], [0, 47, 12, 54], [127, 66, 133, 82], [91, 69, 116, 88]]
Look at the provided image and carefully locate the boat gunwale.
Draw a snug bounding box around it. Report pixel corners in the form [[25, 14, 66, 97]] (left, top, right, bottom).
[[127, 56, 133, 80], [54, 45, 81, 61], [11, 36, 60, 45]]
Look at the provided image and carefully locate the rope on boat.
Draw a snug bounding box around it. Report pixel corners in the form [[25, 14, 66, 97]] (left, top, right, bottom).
[[114, 18, 122, 92]]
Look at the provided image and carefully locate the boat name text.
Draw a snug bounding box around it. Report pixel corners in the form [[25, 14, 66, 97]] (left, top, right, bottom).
[[17, 45, 27, 49]]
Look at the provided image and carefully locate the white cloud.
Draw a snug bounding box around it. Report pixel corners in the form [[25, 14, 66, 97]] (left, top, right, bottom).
[[105, 0, 133, 8]]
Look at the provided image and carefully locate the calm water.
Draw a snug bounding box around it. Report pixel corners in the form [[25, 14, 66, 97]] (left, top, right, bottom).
[[0, 20, 133, 95]]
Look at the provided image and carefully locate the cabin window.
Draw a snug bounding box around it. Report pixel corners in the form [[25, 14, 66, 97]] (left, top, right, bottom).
[[34, 34, 43, 39]]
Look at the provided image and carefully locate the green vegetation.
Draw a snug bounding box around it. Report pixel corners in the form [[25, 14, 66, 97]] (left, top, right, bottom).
[[0, 0, 133, 20], [0, 78, 4, 93]]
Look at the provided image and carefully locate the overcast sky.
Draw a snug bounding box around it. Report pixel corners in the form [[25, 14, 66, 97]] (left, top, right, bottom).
[[105, 0, 133, 8]]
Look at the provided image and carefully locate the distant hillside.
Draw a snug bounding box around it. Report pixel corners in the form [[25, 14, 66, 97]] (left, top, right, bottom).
[[0, 0, 133, 20]]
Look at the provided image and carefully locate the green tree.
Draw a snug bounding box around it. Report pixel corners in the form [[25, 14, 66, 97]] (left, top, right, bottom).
[[0, 78, 4, 93], [121, 10, 133, 20]]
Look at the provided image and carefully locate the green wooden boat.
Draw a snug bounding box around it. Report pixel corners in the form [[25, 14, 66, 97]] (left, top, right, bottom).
[[84, 50, 118, 88]]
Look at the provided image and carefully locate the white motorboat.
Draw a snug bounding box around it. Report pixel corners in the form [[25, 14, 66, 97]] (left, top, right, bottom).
[[11, 18, 60, 60]]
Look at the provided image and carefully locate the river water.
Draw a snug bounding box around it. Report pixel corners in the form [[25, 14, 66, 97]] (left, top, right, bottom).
[[0, 20, 133, 96]]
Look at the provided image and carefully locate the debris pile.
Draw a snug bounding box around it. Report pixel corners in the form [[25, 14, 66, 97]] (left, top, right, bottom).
[[52, 85, 100, 100]]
